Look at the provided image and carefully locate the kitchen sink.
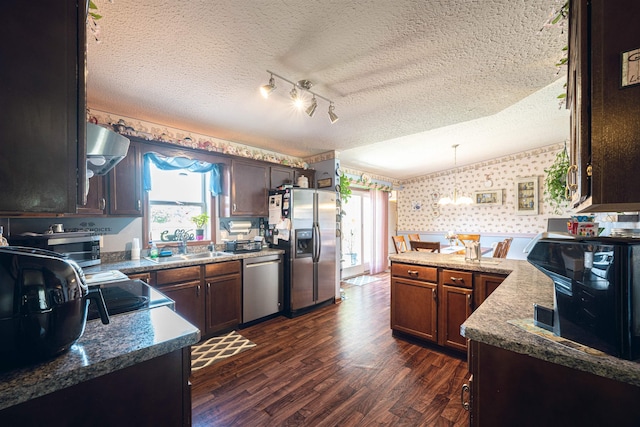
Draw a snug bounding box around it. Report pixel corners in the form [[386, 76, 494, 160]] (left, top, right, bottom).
[[144, 251, 233, 263]]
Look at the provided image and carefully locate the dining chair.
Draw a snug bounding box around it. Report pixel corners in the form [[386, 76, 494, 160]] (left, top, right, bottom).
[[392, 236, 408, 254], [407, 234, 420, 242], [456, 234, 480, 247], [493, 238, 513, 258], [410, 241, 440, 253]]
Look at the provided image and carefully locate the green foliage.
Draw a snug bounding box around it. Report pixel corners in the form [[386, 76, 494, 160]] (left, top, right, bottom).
[[191, 213, 210, 229], [544, 147, 571, 214], [89, 1, 102, 20], [339, 173, 352, 203]]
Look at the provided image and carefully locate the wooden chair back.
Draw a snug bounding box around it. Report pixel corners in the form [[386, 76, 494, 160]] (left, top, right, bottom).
[[407, 234, 420, 242], [456, 234, 480, 247], [493, 238, 513, 258], [392, 236, 408, 253], [410, 241, 440, 253]]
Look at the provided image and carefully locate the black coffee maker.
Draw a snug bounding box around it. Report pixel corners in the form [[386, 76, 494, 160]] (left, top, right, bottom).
[[528, 236, 640, 360]]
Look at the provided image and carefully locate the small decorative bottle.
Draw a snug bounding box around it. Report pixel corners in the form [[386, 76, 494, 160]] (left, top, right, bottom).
[[0, 226, 8, 246]]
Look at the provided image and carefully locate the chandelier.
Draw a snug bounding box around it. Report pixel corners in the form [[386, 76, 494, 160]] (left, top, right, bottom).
[[438, 144, 472, 205], [260, 70, 338, 124]]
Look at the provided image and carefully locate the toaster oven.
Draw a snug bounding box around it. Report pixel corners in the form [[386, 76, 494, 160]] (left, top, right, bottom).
[[9, 231, 100, 267]]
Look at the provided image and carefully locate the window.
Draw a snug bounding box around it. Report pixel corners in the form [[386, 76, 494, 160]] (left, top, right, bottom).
[[147, 163, 211, 242]]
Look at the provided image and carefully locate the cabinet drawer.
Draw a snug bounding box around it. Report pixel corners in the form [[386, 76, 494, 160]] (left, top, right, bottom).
[[391, 263, 437, 282], [441, 269, 473, 288], [156, 266, 201, 285], [205, 260, 241, 277]]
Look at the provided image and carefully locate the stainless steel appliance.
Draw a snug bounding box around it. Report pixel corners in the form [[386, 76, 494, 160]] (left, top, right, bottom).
[[0, 247, 109, 366], [9, 231, 100, 267], [242, 254, 283, 324], [269, 188, 337, 316], [528, 236, 640, 360]]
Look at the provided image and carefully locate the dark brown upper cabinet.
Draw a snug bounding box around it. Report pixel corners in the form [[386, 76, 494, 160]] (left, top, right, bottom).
[[0, 0, 86, 214]]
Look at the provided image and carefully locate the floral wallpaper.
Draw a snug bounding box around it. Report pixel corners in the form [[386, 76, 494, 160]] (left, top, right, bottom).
[[397, 142, 566, 235]]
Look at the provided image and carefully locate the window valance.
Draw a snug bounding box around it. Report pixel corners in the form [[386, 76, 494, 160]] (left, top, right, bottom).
[[143, 152, 222, 195]]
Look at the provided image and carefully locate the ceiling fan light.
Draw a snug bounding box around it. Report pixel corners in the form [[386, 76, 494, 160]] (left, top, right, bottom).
[[260, 75, 276, 98], [328, 104, 339, 124], [306, 97, 318, 117]]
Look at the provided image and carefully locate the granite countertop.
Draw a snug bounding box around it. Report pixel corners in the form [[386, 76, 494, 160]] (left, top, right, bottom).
[[389, 252, 640, 388], [0, 306, 200, 411], [86, 247, 284, 275]]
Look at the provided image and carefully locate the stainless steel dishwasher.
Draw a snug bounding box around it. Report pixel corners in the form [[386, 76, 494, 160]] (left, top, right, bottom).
[[242, 254, 283, 323]]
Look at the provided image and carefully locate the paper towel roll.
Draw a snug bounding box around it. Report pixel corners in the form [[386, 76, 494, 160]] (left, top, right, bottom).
[[229, 221, 252, 229]]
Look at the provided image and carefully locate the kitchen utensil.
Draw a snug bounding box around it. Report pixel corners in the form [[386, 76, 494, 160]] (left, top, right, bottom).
[[0, 246, 109, 365]]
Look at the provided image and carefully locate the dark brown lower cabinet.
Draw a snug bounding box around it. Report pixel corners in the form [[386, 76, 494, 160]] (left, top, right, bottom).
[[391, 276, 438, 342], [467, 340, 640, 427], [0, 348, 192, 427], [204, 261, 241, 334], [438, 285, 472, 352]]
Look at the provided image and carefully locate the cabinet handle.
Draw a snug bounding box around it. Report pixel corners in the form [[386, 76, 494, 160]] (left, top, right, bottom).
[[407, 270, 419, 277], [432, 288, 437, 301], [461, 383, 470, 411], [566, 164, 578, 192], [233, 203, 237, 212], [99, 198, 106, 210], [196, 285, 200, 297], [451, 277, 463, 282], [467, 293, 472, 307], [207, 282, 211, 294], [136, 199, 141, 211]]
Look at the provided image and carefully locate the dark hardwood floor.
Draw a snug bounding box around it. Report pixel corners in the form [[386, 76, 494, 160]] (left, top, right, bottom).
[[191, 272, 469, 426]]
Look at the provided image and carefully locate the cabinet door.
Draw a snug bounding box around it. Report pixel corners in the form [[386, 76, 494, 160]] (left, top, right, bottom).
[[205, 273, 241, 334], [391, 277, 438, 343], [270, 166, 294, 189], [475, 273, 506, 308], [108, 142, 142, 216], [439, 285, 473, 352], [77, 176, 107, 214], [158, 280, 205, 333], [0, 0, 85, 214], [230, 159, 268, 216]]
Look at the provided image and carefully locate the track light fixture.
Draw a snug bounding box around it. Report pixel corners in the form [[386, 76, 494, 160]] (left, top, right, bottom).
[[260, 70, 338, 124], [260, 74, 276, 98], [306, 96, 317, 117]]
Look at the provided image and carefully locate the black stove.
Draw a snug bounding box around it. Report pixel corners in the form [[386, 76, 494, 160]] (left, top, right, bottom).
[[87, 279, 174, 321]]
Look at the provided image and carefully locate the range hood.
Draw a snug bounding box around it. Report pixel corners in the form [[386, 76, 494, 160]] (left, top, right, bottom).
[[86, 122, 130, 177]]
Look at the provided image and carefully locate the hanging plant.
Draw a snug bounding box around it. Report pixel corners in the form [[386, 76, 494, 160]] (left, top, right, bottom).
[[544, 146, 571, 214], [339, 173, 352, 203]]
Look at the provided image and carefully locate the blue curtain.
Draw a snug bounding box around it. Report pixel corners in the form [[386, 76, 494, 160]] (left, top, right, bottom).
[[143, 153, 222, 195]]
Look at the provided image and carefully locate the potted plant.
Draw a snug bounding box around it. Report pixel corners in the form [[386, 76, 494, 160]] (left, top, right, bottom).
[[191, 213, 210, 241]]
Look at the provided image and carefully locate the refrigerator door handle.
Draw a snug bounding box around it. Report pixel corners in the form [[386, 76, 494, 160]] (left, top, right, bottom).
[[313, 223, 321, 262]]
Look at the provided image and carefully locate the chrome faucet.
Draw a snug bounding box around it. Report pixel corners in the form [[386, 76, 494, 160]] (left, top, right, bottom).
[[176, 230, 188, 254]]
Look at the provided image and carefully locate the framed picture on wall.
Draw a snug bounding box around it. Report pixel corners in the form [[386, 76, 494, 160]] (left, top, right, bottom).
[[473, 190, 502, 205], [515, 176, 538, 215]]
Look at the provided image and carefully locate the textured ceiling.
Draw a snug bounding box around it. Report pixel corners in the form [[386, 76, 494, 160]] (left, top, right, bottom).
[[87, 0, 569, 180]]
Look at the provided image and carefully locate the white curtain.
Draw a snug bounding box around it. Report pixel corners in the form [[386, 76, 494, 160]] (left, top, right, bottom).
[[370, 189, 389, 274]]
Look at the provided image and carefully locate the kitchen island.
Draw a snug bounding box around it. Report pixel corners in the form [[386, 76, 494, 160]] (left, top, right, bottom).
[[0, 306, 199, 426], [389, 252, 640, 426]]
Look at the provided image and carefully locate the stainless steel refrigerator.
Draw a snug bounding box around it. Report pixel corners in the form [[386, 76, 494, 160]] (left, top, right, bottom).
[[269, 188, 337, 316]]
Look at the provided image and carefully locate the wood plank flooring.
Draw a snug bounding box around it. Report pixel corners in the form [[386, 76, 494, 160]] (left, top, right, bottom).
[[191, 272, 469, 426]]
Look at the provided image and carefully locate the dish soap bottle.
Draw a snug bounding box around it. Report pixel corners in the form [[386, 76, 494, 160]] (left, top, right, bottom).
[[149, 240, 158, 259]]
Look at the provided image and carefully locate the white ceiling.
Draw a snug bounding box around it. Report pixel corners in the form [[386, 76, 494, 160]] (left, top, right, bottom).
[[87, 0, 569, 181]]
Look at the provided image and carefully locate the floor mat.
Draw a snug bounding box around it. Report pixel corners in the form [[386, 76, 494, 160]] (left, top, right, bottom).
[[191, 331, 256, 371], [343, 275, 380, 286]]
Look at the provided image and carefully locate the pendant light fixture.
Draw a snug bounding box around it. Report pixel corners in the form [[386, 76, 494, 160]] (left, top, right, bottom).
[[259, 70, 338, 124], [438, 144, 472, 205]]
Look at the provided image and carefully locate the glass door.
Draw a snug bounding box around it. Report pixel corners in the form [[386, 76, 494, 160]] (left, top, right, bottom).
[[341, 190, 372, 278]]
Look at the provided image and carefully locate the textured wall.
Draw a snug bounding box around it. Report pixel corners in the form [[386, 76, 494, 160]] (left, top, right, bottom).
[[397, 142, 565, 236]]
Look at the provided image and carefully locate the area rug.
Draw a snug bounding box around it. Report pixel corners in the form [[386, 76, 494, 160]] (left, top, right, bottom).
[[191, 331, 256, 371], [343, 275, 379, 286]]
